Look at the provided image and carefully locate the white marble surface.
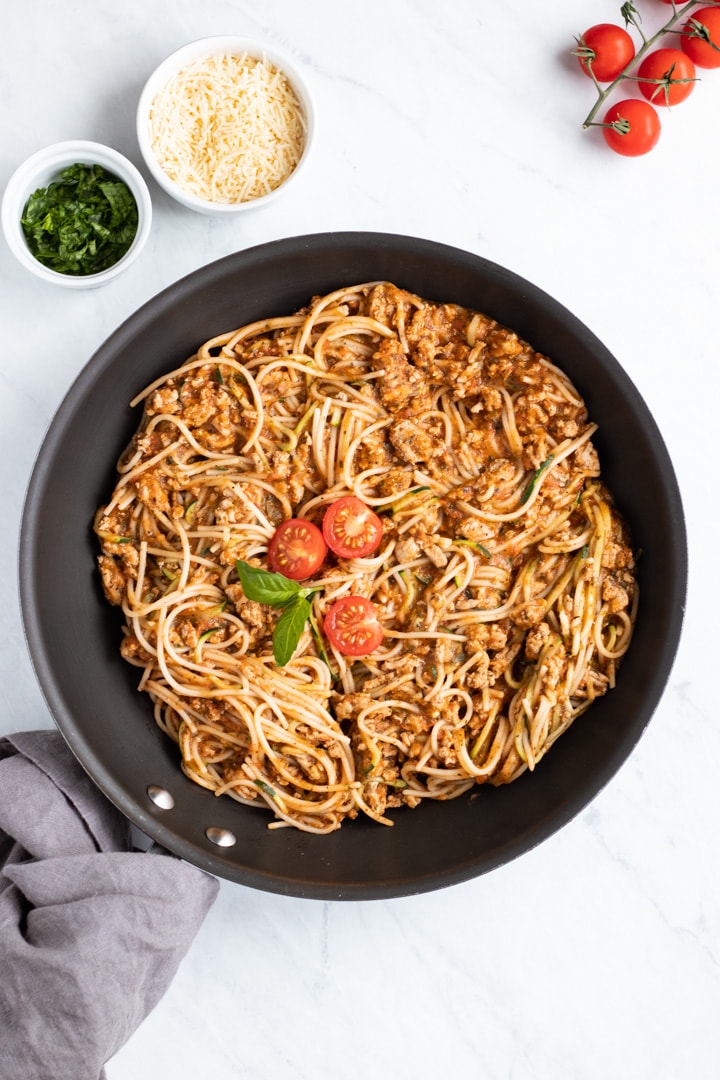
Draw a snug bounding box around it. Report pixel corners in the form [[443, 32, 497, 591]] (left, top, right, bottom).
[[1, 1, 718, 1077]]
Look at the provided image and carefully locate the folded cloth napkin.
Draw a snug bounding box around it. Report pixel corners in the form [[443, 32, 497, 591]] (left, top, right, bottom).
[[0, 729, 219, 1080]]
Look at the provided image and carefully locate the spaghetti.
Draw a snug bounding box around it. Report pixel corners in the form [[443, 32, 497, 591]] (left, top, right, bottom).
[[95, 282, 638, 832]]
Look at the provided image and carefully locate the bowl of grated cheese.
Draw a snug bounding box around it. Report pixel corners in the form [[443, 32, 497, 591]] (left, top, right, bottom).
[[136, 36, 315, 214]]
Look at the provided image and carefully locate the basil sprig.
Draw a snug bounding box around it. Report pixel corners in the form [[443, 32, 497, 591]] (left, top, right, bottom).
[[236, 560, 317, 667]]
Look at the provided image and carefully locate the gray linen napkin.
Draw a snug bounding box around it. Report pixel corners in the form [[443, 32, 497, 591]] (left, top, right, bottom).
[[0, 729, 219, 1080]]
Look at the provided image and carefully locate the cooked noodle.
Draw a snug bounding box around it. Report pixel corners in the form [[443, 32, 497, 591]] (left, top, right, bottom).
[[95, 283, 638, 832]]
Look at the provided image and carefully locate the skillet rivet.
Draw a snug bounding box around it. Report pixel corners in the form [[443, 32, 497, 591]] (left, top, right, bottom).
[[206, 826, 237, 847], [147, 784, 175, 810]]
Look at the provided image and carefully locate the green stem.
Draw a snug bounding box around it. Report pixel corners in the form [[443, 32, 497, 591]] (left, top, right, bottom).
[[308, 606, 337, 679], [582, 0, 712, 129]]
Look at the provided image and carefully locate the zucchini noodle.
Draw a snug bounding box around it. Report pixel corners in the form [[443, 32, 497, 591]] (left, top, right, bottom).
[[95, 282, 638, 832]]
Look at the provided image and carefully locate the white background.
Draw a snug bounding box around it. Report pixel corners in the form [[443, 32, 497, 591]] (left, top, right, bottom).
[[1, 2, 718, 1077]]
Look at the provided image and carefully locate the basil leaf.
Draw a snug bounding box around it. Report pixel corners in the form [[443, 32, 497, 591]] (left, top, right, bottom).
[[236, 560, 301, 606], [273, 594, 311, 666]]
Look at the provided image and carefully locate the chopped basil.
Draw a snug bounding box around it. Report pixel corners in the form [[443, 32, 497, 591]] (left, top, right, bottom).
[[21, 162, 138, 276]]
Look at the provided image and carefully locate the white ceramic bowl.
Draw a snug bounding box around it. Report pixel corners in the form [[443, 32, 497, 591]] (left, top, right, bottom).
[[136, 36, 315, 215], [1, 140, 152, 289]]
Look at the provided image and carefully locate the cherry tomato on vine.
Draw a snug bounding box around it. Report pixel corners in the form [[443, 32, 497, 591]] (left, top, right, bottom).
[[681, 7, 720, 69], [322, 496, 383, 559], [267, 518, 326, 580], [323, 596, 384, 656], [601, 99, 661, 157], [637, 48, 697, 106], [575, 23, 636, 82]]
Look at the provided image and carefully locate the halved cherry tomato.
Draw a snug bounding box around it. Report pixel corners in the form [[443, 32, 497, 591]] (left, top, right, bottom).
[[267, 518, 326, 580], [322, 496, 383, 559], [637, 48, 697, 106], [575, 24, 635, 82], [323, 596, 384, 656], [602, 99, 661, 157], [681, 7, 720, 69]]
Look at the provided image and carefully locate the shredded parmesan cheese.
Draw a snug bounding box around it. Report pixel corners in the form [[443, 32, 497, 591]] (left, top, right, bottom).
[[148, 52, 306, 204]]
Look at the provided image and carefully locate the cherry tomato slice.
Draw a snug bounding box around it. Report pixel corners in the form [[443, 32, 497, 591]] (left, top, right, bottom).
[[322, 496, 383, 559], [323, 596, 384, 656], [267, 518, 326, 580]]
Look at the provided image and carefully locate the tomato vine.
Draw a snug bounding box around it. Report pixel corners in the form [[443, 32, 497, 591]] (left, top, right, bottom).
[[575, 1, 720, 153]]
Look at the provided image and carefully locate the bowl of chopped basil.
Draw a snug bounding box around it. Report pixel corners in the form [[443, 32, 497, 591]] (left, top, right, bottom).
[[1, 140, 152, 287]]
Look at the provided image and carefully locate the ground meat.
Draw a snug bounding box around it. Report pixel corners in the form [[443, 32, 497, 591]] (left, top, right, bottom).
[[573, 441, 601, 474], [465, 651, 491, 690], [366, 281, 417, 331], [524, 430, 553, 470], [456, 517, 495, 544], [355, 425, 394, 471], [601, 539, 634, 571], [97, 556, 125, 606], [525, 621, 553, 660], [178, 377, 221, 428], [462, 427, 506, 464], [474, 386, 503, 413], [371, 338, 433, 414], [374, 466, 413, 498], [145, 386, 180, 416], [389, 415, 446, 464], [514, 396, 549, 432], [394, 537, 421, 563], [135, 471, 170, 514], [419, 540, 448, 569], [404, 302, 470, 386], [542, 647, 568, 692], [466, 622, 509, 654], [225, 585, 276, 641], [281, 434, 319, 507], [334, 692, 374, 723], [269, 450, 292, 479], [602, 576, 630, 613], [549, 416, 581, 439], [120, 633, 153, 665]]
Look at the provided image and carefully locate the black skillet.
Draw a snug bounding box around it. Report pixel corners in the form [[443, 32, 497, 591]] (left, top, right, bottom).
[[19, 233, 687, 899]]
